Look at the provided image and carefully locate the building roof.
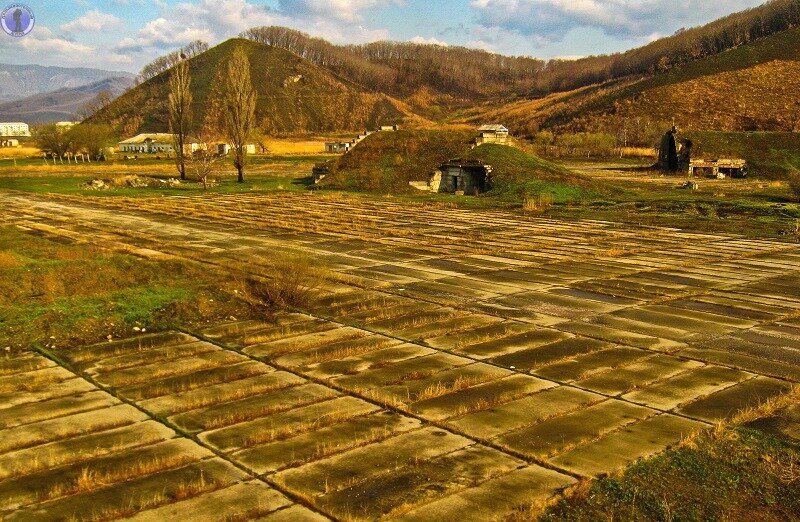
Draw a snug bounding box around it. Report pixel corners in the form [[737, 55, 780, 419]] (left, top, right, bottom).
[[478, 124, 508, 133], [119, 133, 174, 145], [0, 122, 29, 126], [690, 158, 747, 168]]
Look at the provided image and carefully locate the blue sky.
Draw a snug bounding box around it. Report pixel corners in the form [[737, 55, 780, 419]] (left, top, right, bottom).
[[1, 0, 767, 73]]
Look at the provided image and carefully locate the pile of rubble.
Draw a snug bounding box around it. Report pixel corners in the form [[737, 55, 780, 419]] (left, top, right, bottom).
[[84, 176, 183, 190]]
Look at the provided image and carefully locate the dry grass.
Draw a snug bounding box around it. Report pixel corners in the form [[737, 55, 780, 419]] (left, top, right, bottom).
[[241, 410, 356, 447], [265, 331, 366, 358], [414, 374, 496, 402], [265, 139, 328, 155], [241, 325, 303, 345], [140, 366, 267, 399], [523, 193, 554, 212], [0, 371, 66, 393], [201, 395, 317, 430], [384, 369, 439, 386], [305, 425, 397, 465], [0, 146, 40, 159], [169, 381, 296, 415], [42, 454, 197, 501], [170, 471, 224, 501], [304, 337, 395, 365], [0, 251, 21, 269], [452, 388, 540, 417], [453, 325, 520, 350], [724, 384, 800, 431]]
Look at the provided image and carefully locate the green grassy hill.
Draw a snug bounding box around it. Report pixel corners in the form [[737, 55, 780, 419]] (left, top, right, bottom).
[[465, 144, 598, 201], [321, 129, 475, 192], [321, 130, 596, 200], [89, 39, 416, 137]]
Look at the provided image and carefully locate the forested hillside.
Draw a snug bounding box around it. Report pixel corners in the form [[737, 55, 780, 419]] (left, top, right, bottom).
[[89, 39, 417, 136], [243, 0, 800, 102]]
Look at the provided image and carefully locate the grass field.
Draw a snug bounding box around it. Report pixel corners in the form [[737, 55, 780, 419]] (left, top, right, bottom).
[[3, 152, 800, 237], [0, 226, 251, 351], [539, 393, 800, 521]]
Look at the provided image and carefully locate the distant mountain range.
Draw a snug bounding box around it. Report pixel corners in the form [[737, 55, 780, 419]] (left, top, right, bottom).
[[0, 64, 135, 123], [0, 76, 135, 124], [0, 64, 134, 102]]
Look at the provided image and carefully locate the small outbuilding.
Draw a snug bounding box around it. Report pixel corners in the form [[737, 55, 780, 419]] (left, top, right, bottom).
[[476, 124, 509, 145], [119, 134, 175, 154], [325, 142, 351, 154]]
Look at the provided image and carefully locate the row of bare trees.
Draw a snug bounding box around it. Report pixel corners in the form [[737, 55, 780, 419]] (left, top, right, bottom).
[[167, 46, 256, 186], [244, 0, 800, 99], [242, 26, 546, 98], [139, 40, 209, 82]]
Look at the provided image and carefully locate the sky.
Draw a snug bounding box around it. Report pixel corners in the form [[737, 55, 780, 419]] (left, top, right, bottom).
[[0, 0, 768, 73]]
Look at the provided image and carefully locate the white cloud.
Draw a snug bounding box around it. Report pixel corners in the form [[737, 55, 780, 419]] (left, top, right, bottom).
[[114, 17, 215, 53], [0, 26, 97, 67], [18, 27, 95, 55], [61, 9, 122, 34], [471, 0, 766, 43], [410, 36, 448, 46], [110, 0, 394, 66], [279, 0, 403, 22]]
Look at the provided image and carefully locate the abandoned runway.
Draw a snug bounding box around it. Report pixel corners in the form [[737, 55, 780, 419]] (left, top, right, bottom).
[[2, 192, 799, 520]]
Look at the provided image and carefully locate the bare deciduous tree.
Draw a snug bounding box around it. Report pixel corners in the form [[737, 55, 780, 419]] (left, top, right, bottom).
[[138, 40, 208, 82], [223, 46, 257, 183], [168, 60, 192, 181], [188, 140, 221, 190]]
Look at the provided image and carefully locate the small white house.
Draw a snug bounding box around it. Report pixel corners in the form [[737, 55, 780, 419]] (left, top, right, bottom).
[[119, 133, 175, 154], [325, 142, 351, 153], [0, 122, 30, 137], [215, 143, 256, 155]]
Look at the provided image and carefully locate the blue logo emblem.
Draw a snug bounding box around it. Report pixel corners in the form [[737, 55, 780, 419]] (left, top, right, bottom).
[[1, 4, 34, 37]]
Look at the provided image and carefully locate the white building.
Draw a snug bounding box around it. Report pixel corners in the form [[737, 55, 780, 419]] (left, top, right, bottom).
[[0, 122, 30, 137], [118, 133, 176, 154], [55, 122, 78, 130], [476, 124, 509, 145]]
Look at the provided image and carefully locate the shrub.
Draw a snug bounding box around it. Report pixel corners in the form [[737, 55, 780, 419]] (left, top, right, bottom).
[[787, 172, 800, 202], [237, 254, 325, 314], [522, 192, 554, 212]]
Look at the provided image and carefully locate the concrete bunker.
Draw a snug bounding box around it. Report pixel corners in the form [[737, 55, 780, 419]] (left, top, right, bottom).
[[410, 159, 493, 195], [434, 159, 493, 194], [689, 158, 747, 178]]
